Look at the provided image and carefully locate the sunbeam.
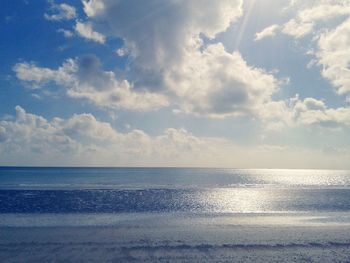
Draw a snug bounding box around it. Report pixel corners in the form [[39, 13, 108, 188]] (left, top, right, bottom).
[[234, 0, 256, 50]]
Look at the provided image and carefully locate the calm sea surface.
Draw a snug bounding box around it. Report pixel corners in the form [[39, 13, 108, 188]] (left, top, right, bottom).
[[0, 167, 350, 213]]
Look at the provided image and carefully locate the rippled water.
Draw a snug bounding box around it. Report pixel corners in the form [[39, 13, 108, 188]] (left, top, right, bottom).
[[1, 167, 350, 213]]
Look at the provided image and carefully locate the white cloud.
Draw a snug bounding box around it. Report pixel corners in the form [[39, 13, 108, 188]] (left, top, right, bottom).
[[316, 18, 350, 94], [261, 95, 350, 130], [82, 0, 243, 71], [258, 1, 350, 95], [0, 106, 78, 156], [255, 24, 280, 41], [72, 0, 282, 117], [7, 0, 350, 168], [116, 47, 128, 57], [44, 1, 76, 21], [1, 106, 349, 168], [282, 19, 314, 38], [37, 0, 350, 128], [13, 56, 169, 111], [57, 28, 74, 38], [166, 43, 279, 117], [14, 61, 72, 85], [0, 106, 218, 166], [13, 46, 279, 117], [282, 1, 350, 38], [18, 1, 284, 118], [74, 21, 106, 44]]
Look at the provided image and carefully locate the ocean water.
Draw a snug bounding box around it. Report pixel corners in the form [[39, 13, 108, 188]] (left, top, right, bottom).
[[1, 167, 350, 214], [2, 168, 350, 262]]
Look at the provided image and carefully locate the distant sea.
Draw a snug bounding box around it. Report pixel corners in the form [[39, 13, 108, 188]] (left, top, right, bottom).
[[1, 167, 350, 214]]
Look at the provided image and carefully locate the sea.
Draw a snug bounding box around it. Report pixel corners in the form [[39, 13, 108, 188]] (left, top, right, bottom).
[[1, 167, 350, 262], [1, 167, 350, 214]]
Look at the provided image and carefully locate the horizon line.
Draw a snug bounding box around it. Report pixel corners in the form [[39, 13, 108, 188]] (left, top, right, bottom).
[[0, 166, 348, 171]]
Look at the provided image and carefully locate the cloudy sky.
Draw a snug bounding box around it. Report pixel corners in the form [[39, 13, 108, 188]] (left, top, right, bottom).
[[1, 0, 350, 168]]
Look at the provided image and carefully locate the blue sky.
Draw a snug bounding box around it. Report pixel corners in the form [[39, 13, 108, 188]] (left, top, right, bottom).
[[1, 0, 350, 168]]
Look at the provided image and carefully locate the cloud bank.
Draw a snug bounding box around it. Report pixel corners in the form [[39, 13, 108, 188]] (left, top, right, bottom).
[[1, 106, 349, 168]]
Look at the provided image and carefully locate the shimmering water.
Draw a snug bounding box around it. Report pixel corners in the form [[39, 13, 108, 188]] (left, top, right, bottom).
[[0, 167, 350, 213]]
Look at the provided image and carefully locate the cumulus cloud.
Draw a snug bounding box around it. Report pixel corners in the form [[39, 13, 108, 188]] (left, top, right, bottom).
[[19, 0, 284, 118], [13, 55, 169, 111], [0, 106, 152, 164], [81, 0, 244, 87], [8, 0, 350, 167], [14, 46, 279, 117], [74, 21, 106, 44], [44, 1, 77, 21], [0, 106, 78, 155], [44, 0, 280, 118], [260, 95, 350, 130], [1, 106, 349, 168], [166, 44, 279, 117], [2, 106, 350, 168], [37, 0, 350, 128], [282, 19, 314, 38], [255, 24, 280, 41], [82, 0, 243, 67], [0, 106, 218, 166], [279, 1, 350, 38], [316, 18, 350, 94]]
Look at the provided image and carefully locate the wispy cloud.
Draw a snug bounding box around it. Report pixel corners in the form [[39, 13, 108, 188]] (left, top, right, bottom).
[[74, 21, 106, 44], [44, 1, 76, 21]]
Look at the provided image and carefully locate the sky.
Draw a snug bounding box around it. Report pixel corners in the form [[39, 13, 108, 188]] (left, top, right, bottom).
[[0, 0, 350, 168]]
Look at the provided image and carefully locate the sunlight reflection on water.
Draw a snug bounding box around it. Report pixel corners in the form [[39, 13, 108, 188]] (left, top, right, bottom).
[[234, 169, 350, 187], [196, 188, 275, 213], [1, 168, 350, 214]]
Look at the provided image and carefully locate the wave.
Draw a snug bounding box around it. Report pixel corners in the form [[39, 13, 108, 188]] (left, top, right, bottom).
[[1, 241, 350, 250]]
